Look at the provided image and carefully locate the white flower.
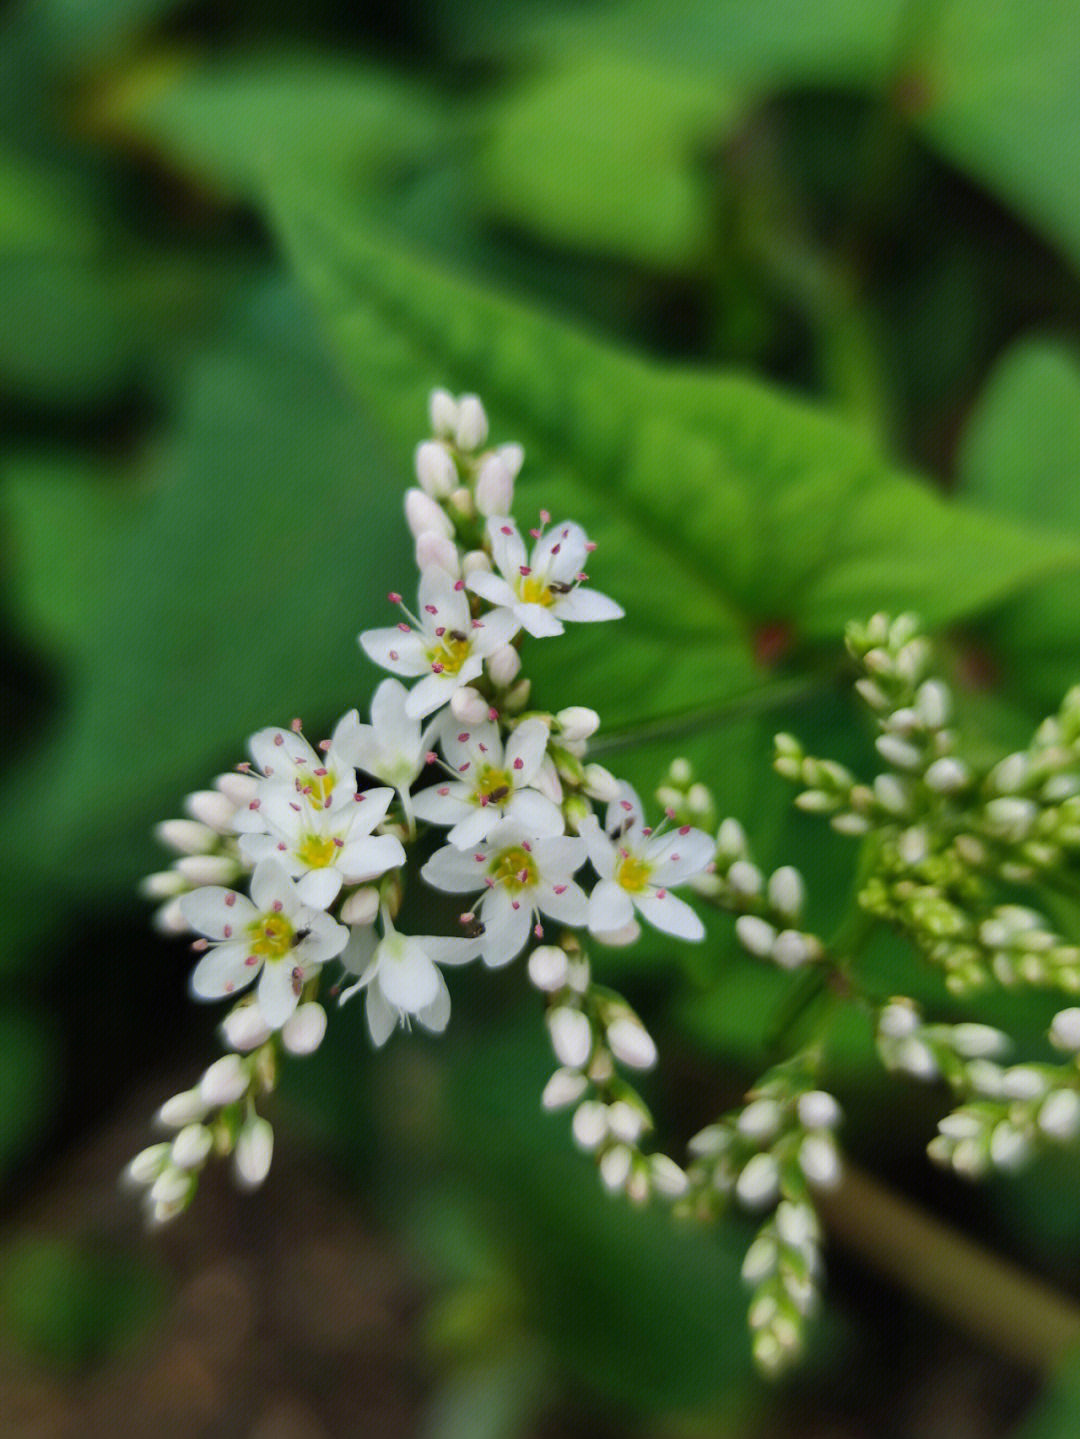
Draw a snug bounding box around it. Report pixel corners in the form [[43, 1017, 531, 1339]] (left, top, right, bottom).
[[335, 678, 435, 830], [339, 912, 480, 1046], [466, 516, 623, 638], [237, 714, 362, 823], [180, 859, 348, 1028], [583, 785, 712, 941], [359, 567, 518, 719], [421, 820, 588, 966], [413, 716, 564, 848], [237, 785, 405, 909]]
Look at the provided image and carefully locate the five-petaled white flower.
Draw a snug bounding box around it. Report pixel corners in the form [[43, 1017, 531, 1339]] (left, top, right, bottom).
[[413, 716, 564, 849], [583, 784, 712, 941], [180, 860, 349, 1028], [239, 714, 361, 818], [466, 516, 623, 638], [237, 785, 405, 910], [359, 567, 518, 719], [338, 911, 481, 1046], [336, 678, 437, 830], [421, 820, 588, 966]]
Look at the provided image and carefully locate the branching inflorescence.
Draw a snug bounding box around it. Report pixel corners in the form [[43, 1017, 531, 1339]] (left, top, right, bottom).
[[128, 393, 1080, 1376]]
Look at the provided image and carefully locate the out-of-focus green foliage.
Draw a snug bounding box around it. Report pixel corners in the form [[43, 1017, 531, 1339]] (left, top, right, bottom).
[[4, 0, 1080, 1429]]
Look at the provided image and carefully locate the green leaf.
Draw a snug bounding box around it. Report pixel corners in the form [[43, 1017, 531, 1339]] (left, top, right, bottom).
[[1011, 1348, 1080, 1439], [93, 51, 442, 200], [957, 337, 1080, 706], [0, 1007, 59, 1180], [478, 51, 741, 273], [2, 279, 410, 899], [271, 193, 1077, 720]]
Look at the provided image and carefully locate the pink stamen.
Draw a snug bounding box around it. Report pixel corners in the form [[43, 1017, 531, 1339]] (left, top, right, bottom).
[[459, 912, 475, 925], [425, 751, 438, 765], [519, 565, 532, 576], [425, 604, 438, 615], [553, 884, 567, 895], [389, 650, 399, 661], [488, 707, 499, 721], [657, 889, 667, 900], [274, 733, 284, 747], [245, 955, 258, 967], [513, 757, 524, 770], [248, 799, 261, 811], [454, 579, 465, 591], [388, 591, 402, 604], [334, 837, 344, 848], [679, 824, 691, 835], [272, 901, 283, 912], [539, 509, 550, 524], [620, 800, 633, 812], [277, 842, 287, 851], [191, 938, 209, 952], [585, 541, 597, 552], [398, 622, 411, 632], [458, 732, 470, 743], [534, 922, 544, 938], [223, 925, 232, 938], [438, 785, 450, 796], [435, 626, 445, 637], [291, 718, 302, 732], [500, 525, 513, 535], [319, 739, 331, 753], [431, 662, 445, 673], [224, 893, 236, 907], [551, 543, 560, 555]]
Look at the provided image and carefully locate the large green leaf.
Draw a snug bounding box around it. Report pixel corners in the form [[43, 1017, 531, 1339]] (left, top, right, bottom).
[[270, 194, 1077, 727], [477, 51, 741, 274], [958, 337, 1080, 707], [1, 279, 410, 899]]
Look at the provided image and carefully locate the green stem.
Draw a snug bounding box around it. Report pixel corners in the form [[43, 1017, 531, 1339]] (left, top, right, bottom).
[[818, 1163, 1080, 1373]]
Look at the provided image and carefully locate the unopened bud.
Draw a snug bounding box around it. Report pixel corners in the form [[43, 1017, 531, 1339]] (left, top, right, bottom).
[[200, 1053, 249, 1107], [474, 454, 514, 517], [462, 549, 492, 576], [737, 1098, 783, 1141], [599, 1144, 633, 1192], [414, 443, 457, 499], [798, 1133, 841, 1188], [486, 644, 521, 687], [184, 789, 238, 833], [154, 896, 190, 935], [450, 686, 490, 725], [455, 395, 488, 450], [876, 734, 923, 771], [215, 771, 259, 807], [502, 678, 531, 713], [606, 1016, 658, 1071], [140, 870, 187, 900], [157, 1088, 209, 1129], [606, 1099, 648, 1143], [341, 886, 380, 927], [171, 1123, 213, 1170], [448, 486, 475, 521], [405, 485, 453, 538], [155, 819, 215, 855], [727, 861, 763, 897], [125, 1143, 171, 1187], [548, 1006, 593, 1069], [282, 1002, 328, 1055], [716, 818, 747, 859], [429, 388, 458, 438], [541, 1067, 589, 1110], [1051, 1008, 1080, 1052], [736, 1153, 780, 1210], [735, 915, 776, 958], [416, 530, 460, 576], [234, 1116, 274, 1188], [1039, 1088, 1080, 1139], [767, 866, 804, 919], [150, 1166, 194, 1207], [496, 442, 524, 480], [649, 1153, 690, 1198], [527, 945, 570, 992], [556, 707, 600, 743], [572, 1100, 609, 1150], [583, 764, 621, 802], [220, 1004, 273, 1052], [796, 1090, 841, 1130], [176, 853, 239, 887]]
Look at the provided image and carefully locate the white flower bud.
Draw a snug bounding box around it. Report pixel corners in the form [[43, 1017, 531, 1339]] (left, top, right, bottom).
[[606, 1100, 648, 1143], [965, 1059, 1005, 1098], [527, 945, 570, 992], [171, 1123, 213, 1170], [405, 485, 454, 538], [988, 752, 1031, 795], [155, 818, 216, 855], [140, 870, 187, 900], [486, 644, 521, 687], [773, 930, 813, 970], [686, 783, 712, 816], [797, 1091, 841, 1131], [687, 1124, 730, 1158], [798, 1133, 841, 1188], [149, 1197, 188, 1227], [896, 826, 929, 867], [716, 818, 747, 859], [414, 442, 457, 499], [176, 854, 239, 887], [548, 1007, 593, 1069], [775, 1199, 819, 1250], [606, 1016, 658, 1071], [582, 764, 621, 802], [566, 958, 591, 993], [184, 789, 238, 833], [742, 1236, 779, 1283], [462, 548, 492, 577], [150, 1165, 194, 1206], [737, 1098, 783, 1141], [474, 453, 514, 517], [887, 707, 920, 736], [873, 774, 912, 815], [896, 1037, 938, 1080], [220, 1004, 273, 1053], [1051, 1008, 1080, 1052], [234, 1116, 274, 1189], [215, 771, 259, 807], [153, 896, 190, 935], [727, 861, 763, 897], [878, 999, 920, 1038], [648, 1154, 690, 1197], [200, 1053, 249, 1107], [341, 886, 380, 927], [915, 680, 951, 729], [533, 755, 564, 806], [416, 531, 460, 576], [876, 734, 923, 771], [939, 1112, 983, 1141], [734, 914, 775, 957], [541, 1067, 589, 1110], [592, 920, 641, 948], [1038, 1088, 1080, 1140], [156, 1088, 209, 1129], [767, 866, 804, 919], [832, 812, 871, 835], [429, 387, 458, 438], [983, 797, 1037, 840], [626, 1169, 651, 1206], [924, 758, 969, 794], [281, 1002, 328, 1056], [599, 1144, 633, 1191], [502, 677, 531, 712], [989, 1121, 1029, 1170], [450, 686, 490, 725], [454, 395, 488, 451], [495, 442, 524, 479], [949, 1023, 1009, 1060], [735, 1153, 780, 1210], [555, 707, 600, 743], [125, 1143, 171, 1187], [572, 1100, 609, 1150], [1000, 1066, 1048, 1101]]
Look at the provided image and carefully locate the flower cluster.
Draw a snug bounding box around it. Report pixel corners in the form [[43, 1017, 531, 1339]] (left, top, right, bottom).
[[128, 391, 715, 1223]]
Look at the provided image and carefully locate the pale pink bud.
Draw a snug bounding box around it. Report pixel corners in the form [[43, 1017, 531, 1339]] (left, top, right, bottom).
[[556, 707, 600, 743], [184, 789, 238, 832], [450, 686, 490, 725], [155, 818, 215, 855], [176, 854, 239, 887], [486, 644, 521, 686], [200, 1053, 249, 1107], [548, 1006, 593, 1069], [220, 1004, 273, 1052], [415, 530, 460, 576], [341, 887, 380, 927], [455, 394, 488, 450], [214, 771, 259, 807], [405, 486, 453, 538], [414, 442, 456, 499], [606, 1016, 657, 1071], [474, 454, 514, 517], [281, 1002, 328, 1056], [429, 388, 458, 438], [234, 1116, 274, 1188]]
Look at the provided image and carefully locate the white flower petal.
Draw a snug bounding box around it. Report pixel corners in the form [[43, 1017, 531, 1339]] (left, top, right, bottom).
[[534, 521, 589, 580], [536, 879, 588, 927], [447, 805, 501, 850], [553, 588, 624, 624], [422, 935, 482, 966], [579, 816, 616, 878], [606, 783, 645, 835], [480, 888, 532, 966], [365, 984, 399, 1047], [515, 603, 565, 638], [248, 726, 317, 779], [358, 627, 429, 676], [588, 880, 635, 935], [465, 570, 517, 609], [472, 607, 521, 653], [180, 887, 257, 940], [340, 923, 378, 976], [422, 844, 490, 893], [297, 910, 349, 963], [418, 972, 452, 1034], [645, 827, 716, 884], [190, 941, 256, 1000], [505, 718, 550, 781], [419, 567, 471, 633], [249, 858, 298, 913], [406, 671, 462, 719], [257, 961, 300, 1029], [377, 938, 441, 1012], [296, 867, 343, 910], [531, 834, 588, 880], [635, 889, 705, 940], [504, 789, 565, 838], [488, 517, 528, 578], [412, 784, 473, 828]]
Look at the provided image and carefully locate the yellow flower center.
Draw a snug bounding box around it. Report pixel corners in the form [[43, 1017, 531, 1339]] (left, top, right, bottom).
[[517, 574, 554, 607], [427, 633, 472, 674], [296, 833, 340, 869], [247, 912, 295, 959], [296, 767, 336, 807], [476, 766, 512, 805], [615, 853, 652, 893], [491, 845, 538, 892]]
